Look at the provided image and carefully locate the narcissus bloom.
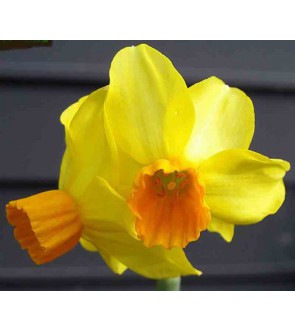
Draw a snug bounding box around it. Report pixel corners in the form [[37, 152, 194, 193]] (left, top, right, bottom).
[[6, 44, 290, 279]]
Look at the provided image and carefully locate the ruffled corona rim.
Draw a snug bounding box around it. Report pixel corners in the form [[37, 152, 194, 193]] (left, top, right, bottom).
[[6, 190, 83, 264]]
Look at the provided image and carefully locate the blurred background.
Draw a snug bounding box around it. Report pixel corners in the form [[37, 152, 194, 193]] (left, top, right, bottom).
[[0, 41, 294, 290]]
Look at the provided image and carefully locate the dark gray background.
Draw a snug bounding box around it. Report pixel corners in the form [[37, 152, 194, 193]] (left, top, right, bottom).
[[0, 41, 294, 290]]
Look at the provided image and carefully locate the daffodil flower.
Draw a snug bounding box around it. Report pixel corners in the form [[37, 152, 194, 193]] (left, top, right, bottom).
[[6, 44, 290, 279]]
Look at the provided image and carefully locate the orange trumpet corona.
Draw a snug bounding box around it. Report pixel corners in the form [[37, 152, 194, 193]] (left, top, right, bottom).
[[6, 190, 83, 264], [128, 160, 211, 249]]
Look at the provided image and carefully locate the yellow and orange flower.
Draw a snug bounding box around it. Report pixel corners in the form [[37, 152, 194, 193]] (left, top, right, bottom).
[[5, 44, 290, 279]]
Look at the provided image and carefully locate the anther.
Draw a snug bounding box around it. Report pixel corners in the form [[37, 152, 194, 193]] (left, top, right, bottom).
[[167, 181, 177, 190]]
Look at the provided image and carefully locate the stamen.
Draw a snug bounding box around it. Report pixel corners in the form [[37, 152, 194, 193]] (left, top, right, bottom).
[[167, 181, 176, 190]]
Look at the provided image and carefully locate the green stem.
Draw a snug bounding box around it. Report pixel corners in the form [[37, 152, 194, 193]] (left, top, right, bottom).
[[156, 277, 181, 291]]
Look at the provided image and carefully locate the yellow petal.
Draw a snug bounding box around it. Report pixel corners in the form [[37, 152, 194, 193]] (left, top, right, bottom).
[[78, 175, 137, 239], [59, 96, 89, 192], [105, 44, 195, 165], [78, 175, 131, 276], [80, 238, 127, 275], [207, 217, 235, 242], [99, 249, 127, 275], [83, 220, 201, 279], [112, 149, 143, 199], [79, 237, 97, 252], [199, 149, 290, 225], [58, 148, 74, 193], [59, 86, 119, 198], [186, 77, 254, 162], [60, 95, 88, 135]]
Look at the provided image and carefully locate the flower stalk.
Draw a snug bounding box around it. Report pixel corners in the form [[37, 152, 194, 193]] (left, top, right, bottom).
[[156, 277, 181, 291]]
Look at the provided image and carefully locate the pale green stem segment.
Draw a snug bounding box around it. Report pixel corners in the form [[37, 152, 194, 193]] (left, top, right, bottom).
[[156, 277, 181, 291]]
